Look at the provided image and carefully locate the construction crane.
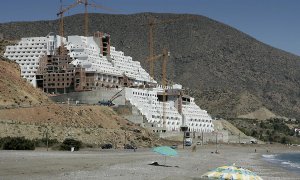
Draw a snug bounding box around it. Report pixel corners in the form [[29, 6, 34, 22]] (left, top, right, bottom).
[[82, 0, 116, 36], [146, 16, 197, 130], [98, 88, 124, 106], [149, 49, 170, 130], [57, 0, 81, 54], [148, 17, 155, 81], [98, 94, 121, 106], [146, 16, 196, 81], [162, 48, 169, 130], [57, 0, 115, 40]]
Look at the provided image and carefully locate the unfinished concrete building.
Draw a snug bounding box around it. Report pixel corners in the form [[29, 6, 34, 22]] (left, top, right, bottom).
[[4, 33, 214, 133], [36, 47, 87, 93]]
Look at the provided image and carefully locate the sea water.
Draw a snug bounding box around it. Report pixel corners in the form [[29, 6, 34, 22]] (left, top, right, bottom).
[[263, 153, 300, 174]]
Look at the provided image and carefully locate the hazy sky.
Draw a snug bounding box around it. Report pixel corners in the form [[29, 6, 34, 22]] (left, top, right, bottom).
[[1, 0, 300, 56]]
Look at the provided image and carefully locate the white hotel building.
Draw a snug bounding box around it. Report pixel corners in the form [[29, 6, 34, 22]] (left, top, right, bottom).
[[4, 34, 214, 132]]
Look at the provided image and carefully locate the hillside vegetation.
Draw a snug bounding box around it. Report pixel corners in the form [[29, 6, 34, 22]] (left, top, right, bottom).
[[1, 13, 300, 119], [228, 118, 300, 144]]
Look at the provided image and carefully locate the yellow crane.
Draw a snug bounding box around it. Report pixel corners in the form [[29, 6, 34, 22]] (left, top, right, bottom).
[[162, 48, 169, 130], [57, 0, 115, 40], [57, 0, 81, 54], [82, 0, 116, 36], [148, 48, 170, 130], [147, 16, 196, 81], [146, 16, 196, 130]]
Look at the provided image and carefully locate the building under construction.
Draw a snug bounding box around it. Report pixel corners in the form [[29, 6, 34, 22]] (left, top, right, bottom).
[[4, 32, 214, 133], [29, 33, 154, 94]]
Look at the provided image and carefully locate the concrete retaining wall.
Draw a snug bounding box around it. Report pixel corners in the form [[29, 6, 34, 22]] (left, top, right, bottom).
[[156, 130, 229, 143], [123, 115, 144, 125], [50, 88, 126, 105]]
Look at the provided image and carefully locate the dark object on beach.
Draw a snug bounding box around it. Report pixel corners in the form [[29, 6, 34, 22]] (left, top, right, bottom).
[[148, 162, 177, 168], [124, 144, 136, 149], [60, 138, 82, 151], [150, 161, 159, 166], [101, 143, 113, 149], [255, 149, 256, 153]]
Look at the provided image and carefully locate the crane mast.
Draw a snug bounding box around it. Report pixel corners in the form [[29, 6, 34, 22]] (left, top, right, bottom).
[[57, 0, 115, 40], [162, 48, 168, 130], [57, 0, 81, 55], [146, 16, 196, 130], [84, 1, 115, 36], [84, 0, 88, 36], [148, 18, 155, 81]]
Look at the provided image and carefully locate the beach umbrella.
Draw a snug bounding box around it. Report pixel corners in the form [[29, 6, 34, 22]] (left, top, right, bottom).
[[202, 164, 263, 180], [152, 146, 178, 165], [153, 146, 178, 156]]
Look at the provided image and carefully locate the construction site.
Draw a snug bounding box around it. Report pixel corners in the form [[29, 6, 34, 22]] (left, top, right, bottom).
[[2, 2, 300, 179], [2, 0, 264, 145], [3, 0, 214, 136]]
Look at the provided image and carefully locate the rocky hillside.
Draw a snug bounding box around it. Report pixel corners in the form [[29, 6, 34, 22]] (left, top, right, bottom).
[[0, 57, 162, 146], [0, 105, 159, 146], [0, 57, 51, 108], [1, 13, 300, 119], [0, 40, 15, 55]]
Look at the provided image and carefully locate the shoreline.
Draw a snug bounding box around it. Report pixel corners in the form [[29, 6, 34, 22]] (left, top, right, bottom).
[[260, 151, 300, 176], [0, 144, 299, 179]]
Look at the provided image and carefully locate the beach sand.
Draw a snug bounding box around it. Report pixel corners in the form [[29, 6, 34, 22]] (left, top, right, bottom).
[[0, 144, 299, 180]]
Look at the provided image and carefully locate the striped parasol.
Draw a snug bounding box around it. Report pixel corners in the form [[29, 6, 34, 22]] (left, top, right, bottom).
[[202, 164, 263, 180]]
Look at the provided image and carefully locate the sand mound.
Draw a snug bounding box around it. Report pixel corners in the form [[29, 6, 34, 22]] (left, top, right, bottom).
[[238, 107, 276, 120]]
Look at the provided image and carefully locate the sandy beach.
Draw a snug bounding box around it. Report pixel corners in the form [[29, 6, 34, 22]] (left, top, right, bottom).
[[0, 144, 299, 180]]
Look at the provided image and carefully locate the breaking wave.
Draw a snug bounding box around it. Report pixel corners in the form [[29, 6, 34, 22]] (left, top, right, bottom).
[[262, 153, 300, 174]]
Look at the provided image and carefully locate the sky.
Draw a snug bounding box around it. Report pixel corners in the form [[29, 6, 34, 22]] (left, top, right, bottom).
[[1, 0, 300, 56]]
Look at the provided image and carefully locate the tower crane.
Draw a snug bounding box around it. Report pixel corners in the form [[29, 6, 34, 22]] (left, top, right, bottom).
[[146, 16, 196, 81], [146, 16, 196, 131], [162, 48, 169, 130], [57, 0, 81, 55], [82, 0, 116, 36], [57, 0, 115, 42], [148, 49, 170, 130]]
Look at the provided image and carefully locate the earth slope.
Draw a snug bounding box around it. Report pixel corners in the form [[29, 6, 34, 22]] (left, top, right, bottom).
[[1, 13, 300, 119], [0, 57, 160, 146], [0, 57, 51, 108]]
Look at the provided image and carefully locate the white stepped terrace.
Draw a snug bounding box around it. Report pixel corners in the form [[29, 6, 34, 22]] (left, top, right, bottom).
[[4, 34, 154, 87], [125, 86, 214, 132], [67, 36, 154, 85]]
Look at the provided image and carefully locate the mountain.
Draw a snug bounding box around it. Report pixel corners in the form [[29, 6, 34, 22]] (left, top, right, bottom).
[[1, 13, 300, 119]]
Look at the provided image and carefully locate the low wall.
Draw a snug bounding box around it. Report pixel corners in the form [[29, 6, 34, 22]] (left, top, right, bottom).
[[123, 115, 144, 125], [50, 88, 126, 105], [157, 130, 229, 143]]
